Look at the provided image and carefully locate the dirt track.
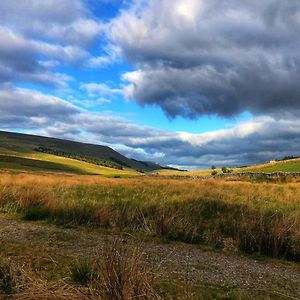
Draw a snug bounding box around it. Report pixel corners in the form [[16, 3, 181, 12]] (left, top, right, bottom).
[[0, 216, 299, 299]]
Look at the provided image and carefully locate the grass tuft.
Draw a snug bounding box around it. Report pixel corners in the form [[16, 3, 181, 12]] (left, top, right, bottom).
[[0, 258, 16, 294], [70, 259, 95, 285]]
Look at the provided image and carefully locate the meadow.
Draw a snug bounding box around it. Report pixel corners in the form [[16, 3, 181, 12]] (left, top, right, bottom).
[[0, 153, 139, 177], [1, 173, 299, 261], [0, 172, 300, 299]]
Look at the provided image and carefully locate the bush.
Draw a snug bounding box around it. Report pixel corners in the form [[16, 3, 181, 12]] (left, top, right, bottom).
[[221, 167, 233, 174], [211, 170, 218, 176]]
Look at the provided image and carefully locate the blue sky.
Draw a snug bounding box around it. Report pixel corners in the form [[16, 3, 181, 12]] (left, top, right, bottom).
[[0, 0, 300, 169]]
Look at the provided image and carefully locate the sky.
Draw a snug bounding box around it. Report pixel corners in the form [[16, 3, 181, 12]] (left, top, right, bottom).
[[0, 0, 300, 169]]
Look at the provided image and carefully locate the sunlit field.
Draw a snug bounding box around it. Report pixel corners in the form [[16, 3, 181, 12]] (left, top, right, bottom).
[[1, 173, 299, 261], [0, 153, 139, 177]]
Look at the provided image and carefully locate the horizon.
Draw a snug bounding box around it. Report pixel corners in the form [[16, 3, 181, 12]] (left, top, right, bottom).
[[0, 0, 300, 170]]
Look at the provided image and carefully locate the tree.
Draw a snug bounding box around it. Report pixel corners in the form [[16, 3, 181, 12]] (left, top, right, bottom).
[[211, 165, 216, 170], [221, 167, 233, 174], [221, 167, 227, 173]]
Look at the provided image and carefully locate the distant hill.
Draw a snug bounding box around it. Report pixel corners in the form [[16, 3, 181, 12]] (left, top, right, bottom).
[[0, 131, 169, 172], [238, 157, 300, 173]]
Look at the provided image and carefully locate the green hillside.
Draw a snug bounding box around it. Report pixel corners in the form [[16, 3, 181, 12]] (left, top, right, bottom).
[[0, 155, 85, 174], [239, 158, 300, 173], [0, 131, 165, 174]]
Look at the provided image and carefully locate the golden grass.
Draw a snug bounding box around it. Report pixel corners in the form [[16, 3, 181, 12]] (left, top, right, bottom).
[[0, 173, 299, 261], [0, 240, 160, 300], [155, 169, 217, 177], [0, 152, 139, 176]]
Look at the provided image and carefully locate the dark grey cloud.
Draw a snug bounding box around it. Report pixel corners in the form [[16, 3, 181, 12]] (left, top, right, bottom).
[[109, 0, 300, 118], [1, 85, 300, 169]]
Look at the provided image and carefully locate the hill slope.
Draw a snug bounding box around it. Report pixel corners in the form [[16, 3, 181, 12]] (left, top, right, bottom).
[[238, 158, 300, 173], [0, 131, 165, 173], [156, 158, 300, 177]]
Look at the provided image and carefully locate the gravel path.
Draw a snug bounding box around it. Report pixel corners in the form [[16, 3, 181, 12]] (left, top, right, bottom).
[[0, 216, 299, 299]]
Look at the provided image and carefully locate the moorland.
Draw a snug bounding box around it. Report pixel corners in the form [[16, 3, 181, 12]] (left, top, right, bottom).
[[0, 131, 299, 299]]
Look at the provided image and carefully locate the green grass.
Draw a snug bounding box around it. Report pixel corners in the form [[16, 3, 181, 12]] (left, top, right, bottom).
[[0, 154, 84, 174], [21, 152, 139, 176], [0, 152, 139, 177], [241, 159, 300, 173]]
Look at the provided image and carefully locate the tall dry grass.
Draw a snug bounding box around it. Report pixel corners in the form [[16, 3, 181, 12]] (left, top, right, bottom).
[[0, 173, 299, 261], [0, 240, 160, 300]]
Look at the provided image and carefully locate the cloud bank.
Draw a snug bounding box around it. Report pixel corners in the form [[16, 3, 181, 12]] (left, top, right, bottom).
[[110, 0, 300, 118], [1, 84, 300, 169]]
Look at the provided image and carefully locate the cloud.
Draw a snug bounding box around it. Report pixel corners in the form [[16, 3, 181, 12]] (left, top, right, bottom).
[[2, 85, 300, 169], [0, 85, 79, 128], [41, 113, 300, 169], [108, 0, 300, 118], [0, 1, 105, 88], [1, 1, 300, 169], [0, 0, 103, 46], [80, 82, 123, 97]]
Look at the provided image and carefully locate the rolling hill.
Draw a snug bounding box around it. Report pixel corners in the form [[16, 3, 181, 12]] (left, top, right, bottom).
[[238, 157, 300, 173], [156, 158, 300, 177], [0, 130, 168, 175]]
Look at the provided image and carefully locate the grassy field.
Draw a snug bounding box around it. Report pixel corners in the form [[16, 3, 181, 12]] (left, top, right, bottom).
[[0, 155, 84, 174], [157, 158, 300, 177], [155, 169, 217, 176], [240, 158, 300, 173], [0, 172, 300, 299], [0, 153, 139, 177], [0, 173, 299, 261]]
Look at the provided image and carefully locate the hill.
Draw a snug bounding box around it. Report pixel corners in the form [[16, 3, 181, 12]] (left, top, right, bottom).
[[238, 157, 300, 173], [0, 131, 167, 175], [156, 157, 300, 177]]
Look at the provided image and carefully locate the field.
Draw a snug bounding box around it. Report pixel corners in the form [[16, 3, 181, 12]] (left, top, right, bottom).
[[157, 158, 300, 177], [240, 159, 300, 173], [0, 172, 299, 299], [0, 131, 300, 299]]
